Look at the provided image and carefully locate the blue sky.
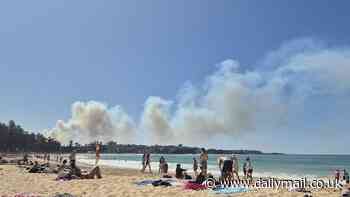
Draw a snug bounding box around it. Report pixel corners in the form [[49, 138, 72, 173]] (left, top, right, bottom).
[[1, 1, 350, 154]]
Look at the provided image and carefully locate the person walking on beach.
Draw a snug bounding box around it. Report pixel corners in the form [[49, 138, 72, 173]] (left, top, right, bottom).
[[95, 142, 101, 165], [141, 152, 152, 173], [193, 157, 198, 177], [199, 148, 208, 176]]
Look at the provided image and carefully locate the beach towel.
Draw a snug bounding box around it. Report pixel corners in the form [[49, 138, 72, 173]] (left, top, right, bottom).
[[184, 182, 207, 190], [52, 193, 76, 197], [135, 179, 177, 187], [211, 187, 249, 194], [134, 179, 157, 186]]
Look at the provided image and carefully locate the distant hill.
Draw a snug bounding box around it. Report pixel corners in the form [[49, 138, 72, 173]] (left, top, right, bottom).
[[70, 142, 283, 155]]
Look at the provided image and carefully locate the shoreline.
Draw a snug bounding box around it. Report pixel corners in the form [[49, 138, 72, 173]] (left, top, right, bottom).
[[0, 155, 345, 197]]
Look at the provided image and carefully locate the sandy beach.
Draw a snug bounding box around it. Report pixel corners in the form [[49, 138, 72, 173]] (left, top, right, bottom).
[[0, 160, 343, 197]]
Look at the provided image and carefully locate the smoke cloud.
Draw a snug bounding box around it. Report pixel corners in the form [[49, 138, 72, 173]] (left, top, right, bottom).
[[49, 101, 135, 144], [47, 38, 350, 146]]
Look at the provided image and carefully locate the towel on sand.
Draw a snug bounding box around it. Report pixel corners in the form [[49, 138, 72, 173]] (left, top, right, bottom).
[[135, 179, 176, 187], [184, 182, 207, 190], [211, 187, 249, 194]]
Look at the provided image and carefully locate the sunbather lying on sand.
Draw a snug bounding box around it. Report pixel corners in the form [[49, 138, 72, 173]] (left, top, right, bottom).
[[26, 161, 55, 173], [57, 160, 102, 180]]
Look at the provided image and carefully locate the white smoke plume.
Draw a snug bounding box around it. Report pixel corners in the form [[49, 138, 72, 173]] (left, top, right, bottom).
[[49, 101, 135, 144], [48, 38, 350, 146], [141, 39, 350, 144]]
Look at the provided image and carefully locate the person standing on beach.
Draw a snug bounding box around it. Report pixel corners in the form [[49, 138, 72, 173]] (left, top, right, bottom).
[[343, 169, 349, 184], [47, 154, 50, 165], [199, 148, 208, 176], [158, 156, 165, 174], [141, 152, 146, 172], [232, 155, 240, 180], [335, 169, 340, 182], [246, 157, 253, 182], [193, 157, 198, 177], [243, 157, 252, 180], [95, 142, 101, 165], [218, 156, 225, 178]]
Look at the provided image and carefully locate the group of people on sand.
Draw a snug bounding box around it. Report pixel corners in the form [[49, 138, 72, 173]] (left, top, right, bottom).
[[19, 151, 102, 181], [140, 148, 254, 183], [12, 142, 104, 181], [218, 155, 253, 182]]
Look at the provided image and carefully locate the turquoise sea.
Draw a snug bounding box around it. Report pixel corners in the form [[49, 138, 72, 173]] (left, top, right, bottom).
[[78, 154, 350, 178]]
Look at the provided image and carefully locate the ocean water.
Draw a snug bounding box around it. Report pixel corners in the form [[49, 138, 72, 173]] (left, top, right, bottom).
[[77, 154, 350, 178]]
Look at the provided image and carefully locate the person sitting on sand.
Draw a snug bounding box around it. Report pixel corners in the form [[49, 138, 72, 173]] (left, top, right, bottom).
[[68, 160, 102, 179], [158, 156, 168, 176], [56, 159, 68, 173], [176, 164, 186, 179], [176, 164, 192, 179]]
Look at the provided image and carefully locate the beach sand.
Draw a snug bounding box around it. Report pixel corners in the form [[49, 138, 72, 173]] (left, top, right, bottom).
[[0, 163, 343, 197]]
